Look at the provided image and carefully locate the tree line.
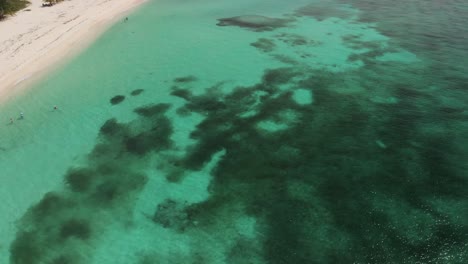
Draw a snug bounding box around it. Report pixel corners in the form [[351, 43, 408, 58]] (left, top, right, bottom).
[[0, 0, 29, 19]]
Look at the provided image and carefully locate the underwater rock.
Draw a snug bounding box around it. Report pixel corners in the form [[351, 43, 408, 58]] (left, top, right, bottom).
[[134, 103, 171, 117], [152, 199, 190, 231], [91, 172, 147, 205], [262, 68, 298, 85], [275, 33, 316, 47], [130, 89, 144, 96], [250, 38, 276, 52], [59, 219, 91, 241], [10, 231, 42, 264], [64, 168, 95, 193], [174, 75, 197, 83], [124, 120, 173, 155], [31, 192, 72, 219], [110, 95, 125, 105], [171, 88, 193, 101], [99, 118, 124, 136], [217, 15, 293, 31]]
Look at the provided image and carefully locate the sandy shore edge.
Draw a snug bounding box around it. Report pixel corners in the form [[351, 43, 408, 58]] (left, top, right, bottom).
[[0, 0, 147, 103]]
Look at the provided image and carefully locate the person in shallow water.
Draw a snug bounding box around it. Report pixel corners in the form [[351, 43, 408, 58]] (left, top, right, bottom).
[[20, 112, 24, 119], [53, 105, 58, 110]]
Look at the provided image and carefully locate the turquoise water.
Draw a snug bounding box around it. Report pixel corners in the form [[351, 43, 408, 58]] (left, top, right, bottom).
[[1, 0, 468, 263]]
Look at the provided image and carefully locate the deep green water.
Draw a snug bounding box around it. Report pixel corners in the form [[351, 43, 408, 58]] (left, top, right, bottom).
[[1, 0, 468, 263]]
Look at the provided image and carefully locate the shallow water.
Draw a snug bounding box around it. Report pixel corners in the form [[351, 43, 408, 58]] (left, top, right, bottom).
[[1, 0, 468, 263]]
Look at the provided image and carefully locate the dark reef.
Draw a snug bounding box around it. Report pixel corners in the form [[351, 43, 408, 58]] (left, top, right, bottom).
[[152, 199, 190, 231], [59, 219, 92, 241], [166, 66, 468, 263], [9, 98, 173, 264], [10, 62, 468, 264], [174, 75, 198, 83], [250, 38, 276, 53], [130, 89, 144, 96], [64, 168, 95, 193], [110, 95, 125, 105], [8, 3, 468, 262], [217, 15, 294, 31]]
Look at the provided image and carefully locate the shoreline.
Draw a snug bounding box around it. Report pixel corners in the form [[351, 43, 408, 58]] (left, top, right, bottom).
[[0, 0, 147, 104]]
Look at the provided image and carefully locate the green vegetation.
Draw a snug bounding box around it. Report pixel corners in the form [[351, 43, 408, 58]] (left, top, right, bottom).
[[43, 0, 64, 7], [0, 0, 29, 19]]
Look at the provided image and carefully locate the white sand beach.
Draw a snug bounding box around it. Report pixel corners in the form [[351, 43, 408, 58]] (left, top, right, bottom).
[[0, 0, 146, 102]]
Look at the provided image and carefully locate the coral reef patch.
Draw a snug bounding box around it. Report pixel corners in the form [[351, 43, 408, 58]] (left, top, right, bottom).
[[217, 15, 294, 31]]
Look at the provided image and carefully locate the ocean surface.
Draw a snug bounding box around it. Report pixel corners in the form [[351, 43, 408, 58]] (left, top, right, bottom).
[[1, 0, 468, 263]]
